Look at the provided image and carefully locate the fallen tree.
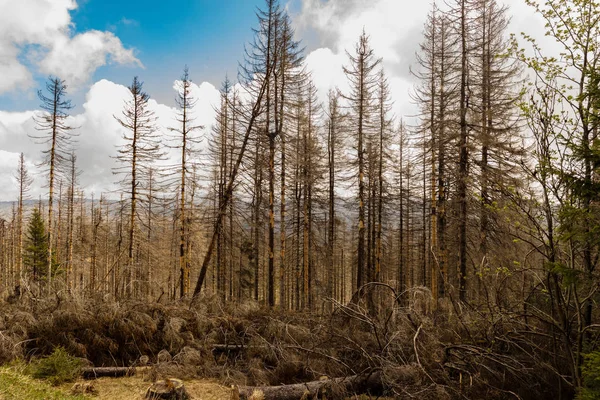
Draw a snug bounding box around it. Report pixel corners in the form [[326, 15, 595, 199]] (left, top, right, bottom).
[[81, 366, 150, 379], [235, 371, 384, 400]]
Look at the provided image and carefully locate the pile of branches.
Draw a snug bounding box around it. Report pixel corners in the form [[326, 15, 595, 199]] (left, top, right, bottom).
[[0, 286, 577, 399]]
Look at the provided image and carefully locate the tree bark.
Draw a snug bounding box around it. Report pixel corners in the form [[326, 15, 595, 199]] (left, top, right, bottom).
[[237, 372, 383, 400], [145, 378, 189, 400]]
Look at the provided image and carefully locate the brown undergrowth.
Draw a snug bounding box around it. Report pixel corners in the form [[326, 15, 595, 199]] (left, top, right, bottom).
[[0, 286, 579, 399]]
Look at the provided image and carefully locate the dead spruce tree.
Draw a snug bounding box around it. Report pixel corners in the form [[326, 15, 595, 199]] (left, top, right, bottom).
[[167, 67, 203, 298], [114, 77, 163, 299], [342, 31, 381, 293], [31, 77, 77, 291], [191, 0, 279, 300], [15, 153, 33, 289]]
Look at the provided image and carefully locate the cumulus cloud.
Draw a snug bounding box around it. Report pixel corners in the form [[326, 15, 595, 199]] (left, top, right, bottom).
[[0, 79, 220, 201], [0, 0, 141, 94], [0, 46, 33, 93], [304, 47, 347, 105], [0, 151, 24, 200], [39, 31, 141, 88], [295, 0, 430, 78], [295, 0, 549, 116]]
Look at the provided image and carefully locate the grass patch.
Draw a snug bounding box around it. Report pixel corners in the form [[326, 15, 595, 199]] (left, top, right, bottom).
[[0, 365, 86, 400], [27, 346, 84, 385]]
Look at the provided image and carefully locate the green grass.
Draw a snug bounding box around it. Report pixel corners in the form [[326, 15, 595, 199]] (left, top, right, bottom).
[[26, 347, 84, 385], [0, 366, 86, 400]]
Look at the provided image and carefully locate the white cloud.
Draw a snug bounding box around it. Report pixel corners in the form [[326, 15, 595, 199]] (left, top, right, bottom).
[[0, 0, 562, 202], [0, 78, 220, 201], [0, 150, 22, 200], [295, 0, 430, 75], [294, 0, 550, 117], [0, 0, 141, 94], [304, 48, 347, 104], [0, 45, 33, 93], [39, 30, 141, 88]]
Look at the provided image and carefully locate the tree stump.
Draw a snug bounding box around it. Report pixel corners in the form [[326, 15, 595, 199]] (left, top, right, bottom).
[[145, 378, 189, 400]]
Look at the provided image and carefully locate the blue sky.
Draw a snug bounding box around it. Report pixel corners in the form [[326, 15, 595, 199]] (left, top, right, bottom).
[[0, 0, 547, 201], [0, 0, 301, 111], [72, 0, 263, 101]]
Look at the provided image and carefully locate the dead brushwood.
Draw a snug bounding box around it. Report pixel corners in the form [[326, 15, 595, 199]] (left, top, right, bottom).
[[0, 289, 569, 399], [0, 331, 20, 364]]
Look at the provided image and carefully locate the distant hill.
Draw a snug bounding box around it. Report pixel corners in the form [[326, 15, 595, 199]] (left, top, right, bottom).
[[0, 200, 32, 219]]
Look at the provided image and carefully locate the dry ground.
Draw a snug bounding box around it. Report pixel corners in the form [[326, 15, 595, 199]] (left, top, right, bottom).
[[0, 366, 232, 400], [63, 376, 233, 400]]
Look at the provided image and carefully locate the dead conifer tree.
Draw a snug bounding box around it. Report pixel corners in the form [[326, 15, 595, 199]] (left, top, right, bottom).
[[15, 153, 33, 289], [342, 31, 381, 293], [31, 77, 77, 290], [113, 77, 162, 299], [167, 67, 203, 298]]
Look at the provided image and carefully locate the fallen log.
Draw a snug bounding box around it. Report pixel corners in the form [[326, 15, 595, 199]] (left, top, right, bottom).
[[81, 366, 150, 379], [236, 371, 383, 400]]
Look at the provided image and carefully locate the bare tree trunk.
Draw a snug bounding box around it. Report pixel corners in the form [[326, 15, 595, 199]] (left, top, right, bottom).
[[458, 0, 469, 302], [294, 124, 302, 310], [191, 64, 272, 299], [16, 153, 32, 289], [179, 110, 188, 298], [47, 96, 58, 290], [67, 155, 76, 292], [302, 119, 309, 310], [280, 128, 287, 308], [327, 96, 337, 307], [146, 169, 154, 300], [376, 111, 384, 287], [115, 194, 124, 297], [438, 17, 449, 299], [357, 87, 366, 292], [90, 196, 100, 293], [478, 0, 490, 301], [253, 135, 263, 302]]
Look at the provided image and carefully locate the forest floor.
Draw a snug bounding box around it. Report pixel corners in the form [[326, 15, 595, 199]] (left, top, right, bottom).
[[64, 376, 232, 400], [0, 366, 231, 400], [0, 366, 394, 400], [0, 293, 568, 399]]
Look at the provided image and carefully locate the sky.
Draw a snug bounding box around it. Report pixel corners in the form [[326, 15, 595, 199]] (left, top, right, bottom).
[[0, 0, 549, 202]]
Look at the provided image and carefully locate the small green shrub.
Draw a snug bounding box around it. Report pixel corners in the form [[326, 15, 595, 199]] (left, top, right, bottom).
[[577, 351, 600, 400], [27, 346, 84, 385], [0, 365, 86, 400]]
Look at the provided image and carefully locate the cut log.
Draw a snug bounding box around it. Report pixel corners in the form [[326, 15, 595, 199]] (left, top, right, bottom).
[[236, 371, 383, 400], [81, 366, 149, 379], [145, 378, 189, 400]]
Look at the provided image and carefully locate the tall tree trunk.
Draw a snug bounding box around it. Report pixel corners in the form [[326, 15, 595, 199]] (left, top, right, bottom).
[[357, 77, 366, 292], [398, 123, 405, 296], [295, 121, 302, 310], [128, 146, 137, 298], [179, 104, 188, 298], [47, 89, 58, 290], [458, 0, 469, 301], [67, 156, 76, 292], [191, 64, 273, 299], [327, 111, 336, 307], [438, 17, 448, 299], [479, 0, 490, 301], [280, 127, 287, 308]]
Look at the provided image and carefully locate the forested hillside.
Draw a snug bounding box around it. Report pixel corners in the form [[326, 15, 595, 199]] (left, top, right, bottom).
[[0, 0, 599, 399]]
